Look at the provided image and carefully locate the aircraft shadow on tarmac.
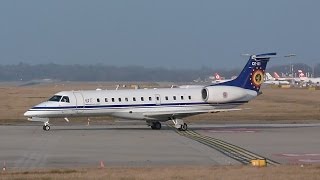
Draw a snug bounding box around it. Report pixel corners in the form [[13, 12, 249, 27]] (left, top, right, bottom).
[[50, 126, 173, 131], [42, 124, 312, 131]]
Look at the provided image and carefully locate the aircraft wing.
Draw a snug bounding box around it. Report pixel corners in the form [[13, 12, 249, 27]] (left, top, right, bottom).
[[143, 108, 243, 120]]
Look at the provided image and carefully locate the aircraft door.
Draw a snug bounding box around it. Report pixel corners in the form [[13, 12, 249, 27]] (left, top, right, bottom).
[[73, 92, 84, 113], [155, 94, 161, 105]]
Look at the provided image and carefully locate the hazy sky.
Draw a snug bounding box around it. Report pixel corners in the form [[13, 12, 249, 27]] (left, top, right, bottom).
[[0, 0, 319, 69]]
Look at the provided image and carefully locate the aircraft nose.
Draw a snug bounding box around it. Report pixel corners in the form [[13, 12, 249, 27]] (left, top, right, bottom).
[[24, 110, 33, 117]]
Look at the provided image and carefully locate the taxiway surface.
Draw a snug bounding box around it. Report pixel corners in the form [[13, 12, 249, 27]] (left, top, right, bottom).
[[1, 122, 320, 169]]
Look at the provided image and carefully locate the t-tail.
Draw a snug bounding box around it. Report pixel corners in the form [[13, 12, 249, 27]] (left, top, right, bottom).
[[274, 72, 281, 79], [214, 73, 221, 80], [265, 73, 274, 81], [211, 53, 277, 92], [298, 70, 305, 78]]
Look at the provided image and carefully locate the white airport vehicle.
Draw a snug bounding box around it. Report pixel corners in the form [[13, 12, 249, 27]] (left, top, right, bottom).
[[24, 53, 277, 131]]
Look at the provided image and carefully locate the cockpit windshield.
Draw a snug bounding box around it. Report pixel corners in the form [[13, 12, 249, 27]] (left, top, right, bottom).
[[48, 95, 62, 102]]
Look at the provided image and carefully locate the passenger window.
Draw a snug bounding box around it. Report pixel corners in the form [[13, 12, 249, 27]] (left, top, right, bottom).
[[61, 96, 70, 103], [149, 97, 152, 101], [112, 98, 115, 102], [181, 96, 184, 100], [188, 96, 192, 100], [97, 98, 100, 103], [141, 97, 144, 101], [125, 97, 128, 102], [156, 97, 160, 101], [165, 96, 168, 100], [133, 97, 136, 101], [105, 98, 108, 102], [118, 98, 121, 102], [173, 96, 176, 100]]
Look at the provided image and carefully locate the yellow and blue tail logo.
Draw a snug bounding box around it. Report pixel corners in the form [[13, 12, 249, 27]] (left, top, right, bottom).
[[211, 53, 276, 92]]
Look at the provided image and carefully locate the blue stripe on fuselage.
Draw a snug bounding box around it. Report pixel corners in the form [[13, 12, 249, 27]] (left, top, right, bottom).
[[29, 101, 248, 111]]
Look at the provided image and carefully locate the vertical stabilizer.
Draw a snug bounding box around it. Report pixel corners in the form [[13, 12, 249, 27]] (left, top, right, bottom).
[[211, 53, 277, 92]]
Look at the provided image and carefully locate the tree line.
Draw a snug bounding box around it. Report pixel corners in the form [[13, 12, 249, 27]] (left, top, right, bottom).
[[0, 62, 319, 82]]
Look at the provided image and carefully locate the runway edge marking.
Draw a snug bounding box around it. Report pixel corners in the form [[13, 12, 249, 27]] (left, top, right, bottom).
[[168, 125, 280, 166]]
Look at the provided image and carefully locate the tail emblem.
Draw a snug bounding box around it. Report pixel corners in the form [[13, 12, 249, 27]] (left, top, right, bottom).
[[250, 67, 264, 89]]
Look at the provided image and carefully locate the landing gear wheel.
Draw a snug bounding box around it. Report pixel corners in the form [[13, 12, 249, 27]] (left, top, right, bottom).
[[151, 122, 161, 130], [179, 123, 188, 131], [182, 123, 188, 131], [43, 125, 50, 131], [155, 122, 161, 130]]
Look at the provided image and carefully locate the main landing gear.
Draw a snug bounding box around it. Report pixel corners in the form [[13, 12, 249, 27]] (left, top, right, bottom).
[[147, 119, 188, 131], [150, 121, 162, 130], [146, 121, 162, 130]]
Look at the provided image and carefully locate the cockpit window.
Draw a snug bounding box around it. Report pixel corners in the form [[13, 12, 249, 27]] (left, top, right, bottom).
[[48, 95, 62, 102], [61, 96, 70, 103]]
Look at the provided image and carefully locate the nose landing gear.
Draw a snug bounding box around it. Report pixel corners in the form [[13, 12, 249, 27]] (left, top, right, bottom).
[[27, 117, 51, 131], [43, 124, 50, 131], [43, 121, 50, 131]]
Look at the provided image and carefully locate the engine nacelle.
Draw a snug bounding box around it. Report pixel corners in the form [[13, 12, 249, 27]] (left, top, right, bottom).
[[202, 86, 248, 103]]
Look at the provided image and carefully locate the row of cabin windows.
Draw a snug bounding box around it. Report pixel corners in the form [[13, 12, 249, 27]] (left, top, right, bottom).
[[165, 95, 191, 101], [97, 95, 192, 103]]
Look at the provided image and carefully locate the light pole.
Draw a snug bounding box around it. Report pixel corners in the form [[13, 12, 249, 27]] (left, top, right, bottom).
[[284, 54, 296, 84]]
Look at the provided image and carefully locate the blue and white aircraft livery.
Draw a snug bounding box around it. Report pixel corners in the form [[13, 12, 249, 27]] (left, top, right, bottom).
[[24, 53, 276, 131]]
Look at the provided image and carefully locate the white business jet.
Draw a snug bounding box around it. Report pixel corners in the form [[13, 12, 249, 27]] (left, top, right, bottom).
[[24, 53, 276, 131]]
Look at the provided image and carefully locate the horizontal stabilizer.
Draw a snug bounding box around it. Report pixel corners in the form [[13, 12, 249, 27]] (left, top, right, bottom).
[[256, 52, 277, 57]]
